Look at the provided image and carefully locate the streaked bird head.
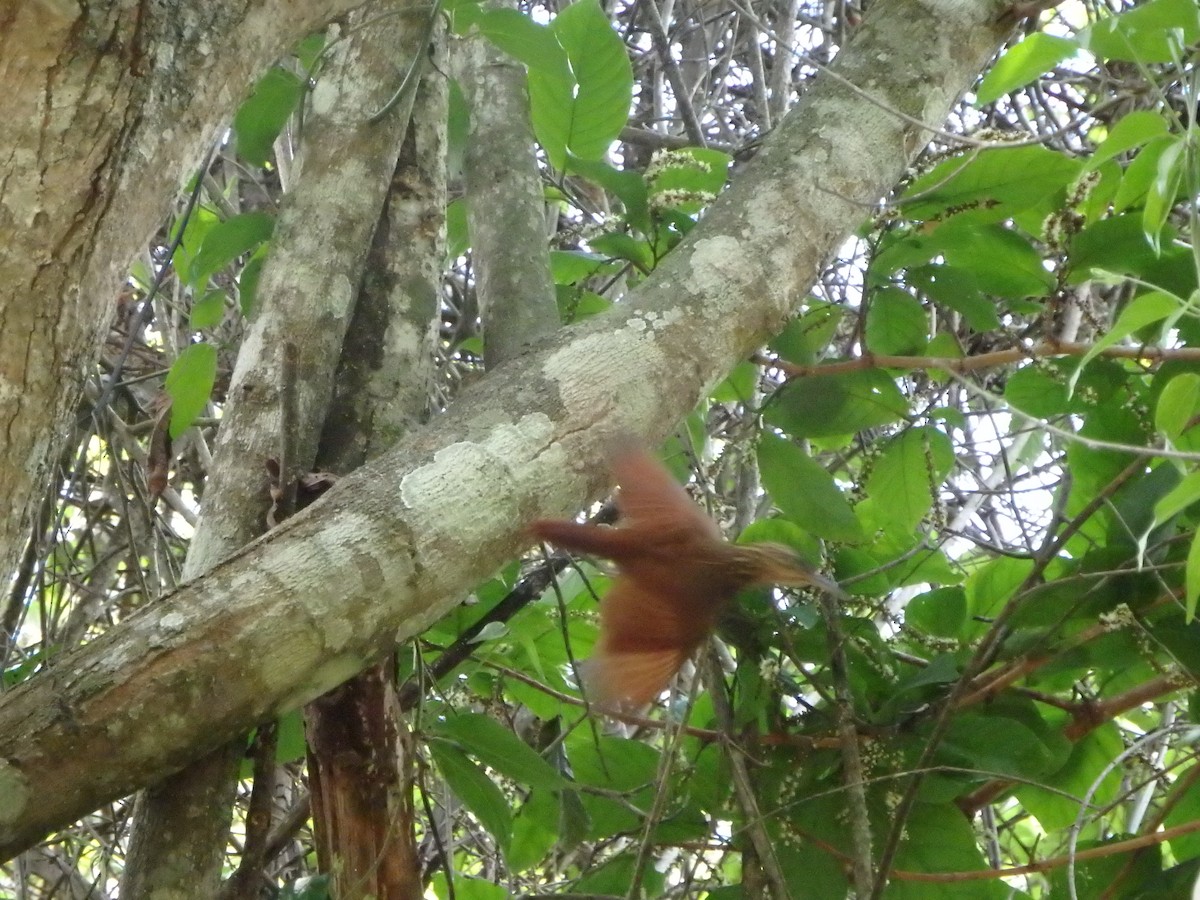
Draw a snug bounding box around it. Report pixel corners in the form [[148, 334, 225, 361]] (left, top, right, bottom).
[[728, 541, 849, 600]]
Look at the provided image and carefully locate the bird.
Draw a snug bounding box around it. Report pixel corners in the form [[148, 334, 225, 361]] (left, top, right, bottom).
[[528, 438, 848, 712]]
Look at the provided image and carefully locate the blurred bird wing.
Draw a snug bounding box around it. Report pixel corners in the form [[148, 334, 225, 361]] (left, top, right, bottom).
[[528, 518, 650, 561], [580, 647, 689, 711], [609, 443, 720, 540], [585, 576, 701, 710]]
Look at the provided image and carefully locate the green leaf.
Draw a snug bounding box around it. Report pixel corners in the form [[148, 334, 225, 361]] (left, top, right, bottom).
[[1155, 372, 1200, 441], [428, 738, 512, 851], [165, 343, 218, 439], [1154, 470, 1200, 523], [900, 145, 1081, 224], [1113, 135, 1173, 212], [1187, 530, 1200, 622], [646, 147, 731, 211], [1087, 110, 1170, 171], [171, 205, 220, 287], [766, 370, 908, 438], [189, 290, 226, 330], [908, 264, 1000, 331], [233, 67, 305, 167], [528, 0, 633, 169], [769, 303, 845, 364], [865, 427, 954, 532], [1069, 291, 1178, 394], [906, 587, 968, 639], [1080, 0, 1200, 64], [238, 246, 268, 317], [274, 710, 307, 765], [475, 8, 570, 76], [190, 211, 275, 290], [976, 33, 1077, 105], [865, 287, 927, 355], [935, 223, 1055, 298], [757, 434, 863, 543], [711, 361, 758, 403], [549, 249, 619, 285], [967, 556, 1034, 620], [589, 232, 655, 272], [446, 198, 469, 260], [509, 790, 560, 873], [433, 713, 566, 790], [1143, 136, 1185, 252], [427, 874, 509, 900], [563, 156, 650, 232], [1005, 365, 1070, 418], [941, 714, 1057, 780], [889, 804, 1000, 895]]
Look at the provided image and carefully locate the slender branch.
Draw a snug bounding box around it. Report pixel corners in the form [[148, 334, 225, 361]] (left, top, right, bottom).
[[759, 339, 1200, 380], [816, 589, 874, 895], [704, 651, 793, 900]]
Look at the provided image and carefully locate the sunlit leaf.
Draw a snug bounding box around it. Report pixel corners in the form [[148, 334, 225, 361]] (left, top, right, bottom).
[[190, 211, 275, 290], [164, 343, 218, 439], [1155, 372, 1200, 441], [865, 427, 954, 532], [977, 33, 1078, 105], [233, 67, 305, 167]]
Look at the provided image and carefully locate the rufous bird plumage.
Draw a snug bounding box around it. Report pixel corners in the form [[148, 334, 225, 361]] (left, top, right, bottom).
[[529, 440, 847, 712]]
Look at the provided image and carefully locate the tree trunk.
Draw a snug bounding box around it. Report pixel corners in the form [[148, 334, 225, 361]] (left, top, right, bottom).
[[0, 0, 364, 601]]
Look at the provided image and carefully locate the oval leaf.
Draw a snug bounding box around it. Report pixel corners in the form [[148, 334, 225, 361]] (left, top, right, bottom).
[[865, 426, 954, 532], [429, 738, 513, 851], [165, 343, 218, 439], [1156, 372, 1200, 441], [977, 33, 1078, 105], [766, 370, 908, 438], [757, 434, 863, 543], [434, 713, 566, 790], [191, 211, 275, 290], [866, 287, 928, 355]]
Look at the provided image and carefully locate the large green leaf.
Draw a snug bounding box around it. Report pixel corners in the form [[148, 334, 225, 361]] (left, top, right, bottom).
[[189, 211, 275, 291], [474, 7, 570, 77], [864, 426, 954, 532], [527, 0, 633, 169], [1080, 0, 1200, 63], [1086, 110, 1170, 171], [432, 712, 566, 790], [976, 33, 1078, 105], [900, 145, 1082, 224], [765, 370, 909, 438], [428, 738, 513, 852], [907, 264, 1000, 331], [757, 433, 863, 543], [233, 67, 305, 167], [934, 223, 1055, 298], [865, 287, 928, 355], [164, 343, 218, 439]]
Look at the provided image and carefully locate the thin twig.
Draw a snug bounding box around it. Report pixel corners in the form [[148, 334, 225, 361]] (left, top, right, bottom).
[[704, 650, 793, 900], [816, 588, 874, 895]]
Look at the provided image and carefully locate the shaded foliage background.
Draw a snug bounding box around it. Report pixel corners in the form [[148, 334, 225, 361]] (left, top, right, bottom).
[[5, 0, 1200, 896]]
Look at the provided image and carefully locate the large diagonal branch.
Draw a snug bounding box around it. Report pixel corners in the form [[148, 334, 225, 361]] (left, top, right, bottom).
[[0, 0, 1009, 859]]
